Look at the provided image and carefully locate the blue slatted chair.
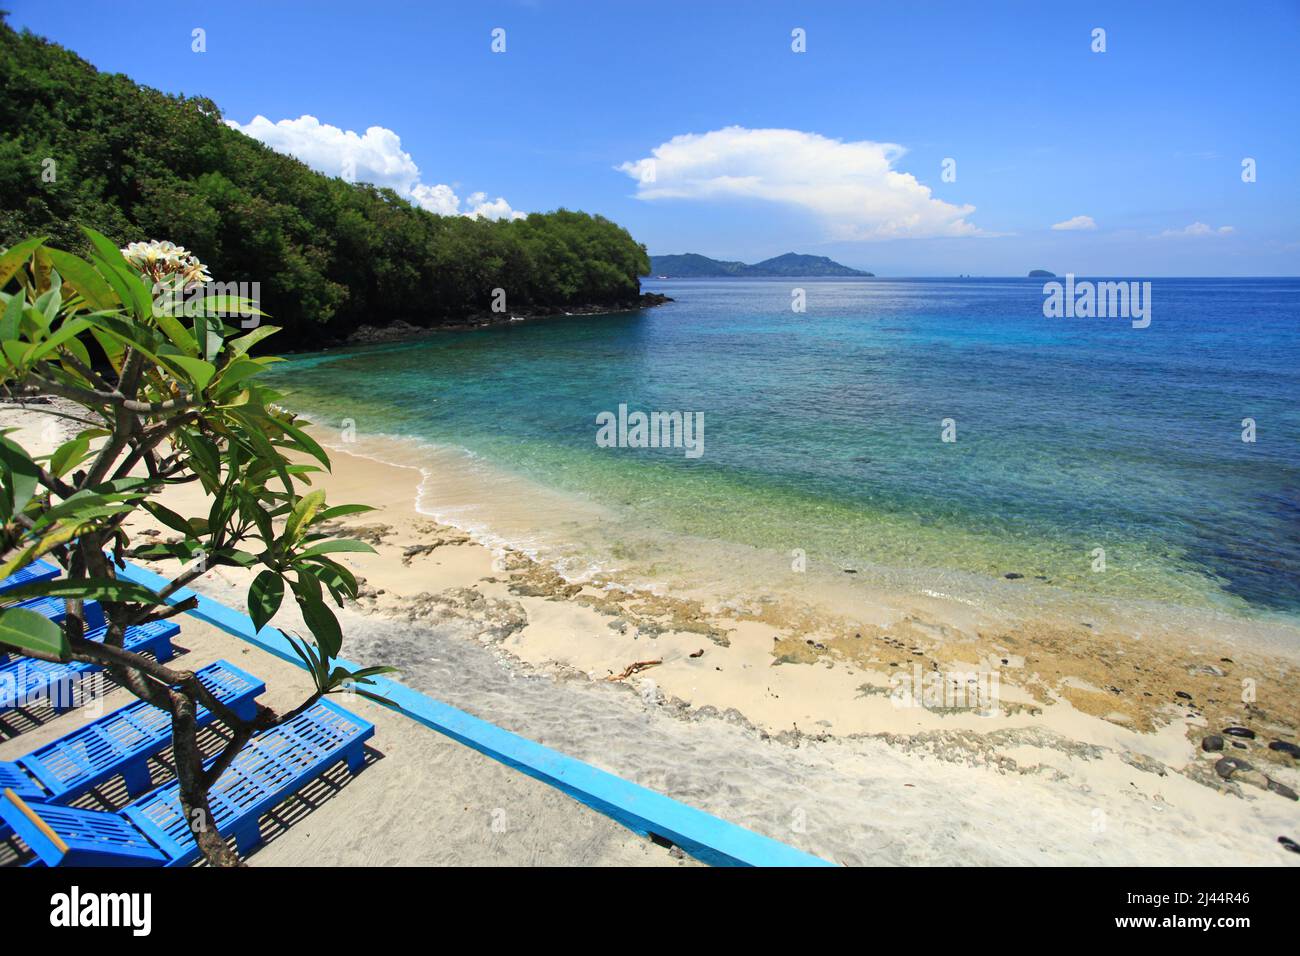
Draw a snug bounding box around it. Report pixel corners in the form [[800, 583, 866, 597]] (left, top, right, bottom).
[[0, 700, 374, 866], [3, 597, 106, 631], [0, 559, 59, 595], [0, 761, 43, 800], [0, 798, 165, 866], [0, 660, 265, 840], [0, 619, 178, 715]]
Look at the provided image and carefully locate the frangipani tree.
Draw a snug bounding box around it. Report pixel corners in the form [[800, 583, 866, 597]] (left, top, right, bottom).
[[0, 228, 391, 866]]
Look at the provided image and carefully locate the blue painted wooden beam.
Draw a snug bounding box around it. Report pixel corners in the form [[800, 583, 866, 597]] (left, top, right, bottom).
[[114, 560, 834, 867]]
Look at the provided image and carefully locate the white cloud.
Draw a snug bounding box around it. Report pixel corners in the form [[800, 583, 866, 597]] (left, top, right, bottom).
[[225, 114, 523, 220], [1051, 215, 1097, 231], [617, 126, 981, 240], [1158, 222, 1235, 238]]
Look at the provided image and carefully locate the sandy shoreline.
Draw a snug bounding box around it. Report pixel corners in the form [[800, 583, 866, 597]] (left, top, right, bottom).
[[3, 397, 1299, 865]]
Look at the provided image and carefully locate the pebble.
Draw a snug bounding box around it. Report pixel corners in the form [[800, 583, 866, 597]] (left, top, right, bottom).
[[1201, 735, 1224, 752], [1174, 691, 1192, 700], [1223, 726, 1256, 739], [1267, 779, 1299, 801], [1214, 756, 1252, 779], [1003, 572, 1024, 580], [1268, 741, 1300, 758], [1280, 836, 1300, 855]]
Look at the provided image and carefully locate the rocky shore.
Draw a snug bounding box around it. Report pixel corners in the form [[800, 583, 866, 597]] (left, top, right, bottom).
[[323, 292, 674, 349]]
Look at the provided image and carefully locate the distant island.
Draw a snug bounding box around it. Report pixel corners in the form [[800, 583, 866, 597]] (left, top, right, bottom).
[[647, 252, 874, 278], [1028, 269, 1056, 278]]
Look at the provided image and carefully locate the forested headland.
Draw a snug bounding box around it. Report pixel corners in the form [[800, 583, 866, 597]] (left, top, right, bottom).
[[0, 16, 655, 349]]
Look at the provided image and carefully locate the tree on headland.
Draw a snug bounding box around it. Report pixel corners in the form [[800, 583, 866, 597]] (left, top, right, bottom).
[[0, 230, 393, 866], [0, 15, 651, 349]]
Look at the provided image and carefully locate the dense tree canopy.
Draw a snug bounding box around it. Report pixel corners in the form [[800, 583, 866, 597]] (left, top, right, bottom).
[[0, 17, 651, 348]]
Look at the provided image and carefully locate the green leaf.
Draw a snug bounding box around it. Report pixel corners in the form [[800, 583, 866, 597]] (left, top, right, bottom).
[[161, 354, 216, 392], [348, 687, 401, 708], [2, 577, 162, 605], [89, 326, 126, 371], [0, 607, 68, 658], [229, 408, 292, 494], [211, 357, 268, 394], [0, 237, 46, 289], [298, 593, 342, 659], [284, 489, 326, 544], [42, 248, 120, 311], [192, 314, 223, 361], [227, 324, 280, 355], [0, 435, 40, 517], [25, 316, 91, 363], [307, 555, 358, 603], [248, 569, 284, 633], [80, 227, 154, 320], [1, 290, 26, 341], [153, 309, 199, 356], [49, 434, 91, 478], [33, 286, 61, 321], [141, 500, 198, 537], [55, 326, 95, 380], [315, 504, 376, 522], [270, 415, 330, 469], [81, 313, 164, 365], [287, 630, 318, 669], [297, 539, 376, 559], [177, 429, 221, 487], [344, 664, 400, 681]]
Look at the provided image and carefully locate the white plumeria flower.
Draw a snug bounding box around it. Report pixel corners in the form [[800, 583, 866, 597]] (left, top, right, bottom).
[[120, 238, 212, 289]]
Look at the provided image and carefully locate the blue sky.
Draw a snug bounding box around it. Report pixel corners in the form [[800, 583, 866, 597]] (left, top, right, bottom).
[[8, 0, 1300, 275]]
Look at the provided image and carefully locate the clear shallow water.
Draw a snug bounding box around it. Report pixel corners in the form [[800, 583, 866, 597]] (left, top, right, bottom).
[[268, 277, 1300, 622]]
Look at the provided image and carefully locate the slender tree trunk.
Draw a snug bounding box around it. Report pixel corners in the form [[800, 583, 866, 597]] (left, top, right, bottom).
[[170, 692, 242, 867]]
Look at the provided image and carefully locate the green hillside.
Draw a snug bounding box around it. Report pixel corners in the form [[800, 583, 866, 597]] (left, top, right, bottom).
[[0, 16, 650, 347]]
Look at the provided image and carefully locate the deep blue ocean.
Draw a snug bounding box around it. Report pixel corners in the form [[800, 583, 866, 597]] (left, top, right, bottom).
[[269, 277, 1300, 621]]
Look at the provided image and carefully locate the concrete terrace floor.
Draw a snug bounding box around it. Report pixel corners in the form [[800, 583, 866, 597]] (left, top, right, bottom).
[[0, 617, 692, 867]]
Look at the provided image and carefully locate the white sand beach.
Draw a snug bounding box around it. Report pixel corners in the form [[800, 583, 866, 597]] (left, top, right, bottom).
[[3, 397, 1299, 866]]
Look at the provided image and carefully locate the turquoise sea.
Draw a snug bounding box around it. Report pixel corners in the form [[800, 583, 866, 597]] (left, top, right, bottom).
[[267, 277, 1300, 625]]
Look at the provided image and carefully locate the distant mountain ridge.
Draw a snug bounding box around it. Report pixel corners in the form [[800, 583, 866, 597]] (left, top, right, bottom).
[[647, 252, 873, 277]]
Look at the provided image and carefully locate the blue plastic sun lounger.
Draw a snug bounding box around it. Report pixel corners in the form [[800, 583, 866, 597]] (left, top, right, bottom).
[[0, 660, 264, 841], [0, 699, 373, 866], [0, 559, 59, 595], [0, 619, 178, 715], [1, 659, 264, 802], [2, 596, 106, 630]]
